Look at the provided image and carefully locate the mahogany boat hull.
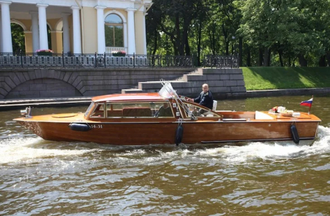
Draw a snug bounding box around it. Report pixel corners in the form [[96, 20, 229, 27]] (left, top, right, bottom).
[[15, 118, 320, 145]]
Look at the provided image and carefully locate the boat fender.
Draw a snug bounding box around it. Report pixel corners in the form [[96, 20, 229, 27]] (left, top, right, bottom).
[[290, 124, 299, 144], [175, 124, 184, 146], [69, 123, 91, 132]]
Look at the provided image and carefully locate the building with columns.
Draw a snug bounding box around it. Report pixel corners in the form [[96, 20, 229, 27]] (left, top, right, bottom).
[[0, 0, 152, 55]]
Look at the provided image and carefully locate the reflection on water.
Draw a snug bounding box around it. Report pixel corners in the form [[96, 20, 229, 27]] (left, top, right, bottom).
[[1, 95, 330, 215]]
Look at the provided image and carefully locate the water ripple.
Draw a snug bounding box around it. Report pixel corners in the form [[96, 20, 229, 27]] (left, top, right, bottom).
[[1, 106, 330, 215]]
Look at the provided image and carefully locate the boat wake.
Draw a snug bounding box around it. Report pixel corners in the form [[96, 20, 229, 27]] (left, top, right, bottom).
[[0, 137, 94, 164], [107, 126, 330, 165], [196, 125, 330, 163], [1, 126, 329, 165]]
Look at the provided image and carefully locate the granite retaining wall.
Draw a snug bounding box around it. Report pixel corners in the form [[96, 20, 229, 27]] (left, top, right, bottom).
[[1, 67, 329, 101], [0, 68, 194, 99]]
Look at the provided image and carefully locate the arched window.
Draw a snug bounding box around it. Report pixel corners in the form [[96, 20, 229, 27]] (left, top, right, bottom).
[[105, 14, 123, 47]]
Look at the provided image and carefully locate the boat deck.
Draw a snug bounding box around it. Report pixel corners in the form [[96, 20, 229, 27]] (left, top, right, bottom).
[[219, 111, 320, 122]]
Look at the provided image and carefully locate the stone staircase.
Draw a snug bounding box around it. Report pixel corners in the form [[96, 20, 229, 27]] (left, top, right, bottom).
[[121, 68, 247, 99], [174, 68, 204, 81], [121, 68, 203, 94]]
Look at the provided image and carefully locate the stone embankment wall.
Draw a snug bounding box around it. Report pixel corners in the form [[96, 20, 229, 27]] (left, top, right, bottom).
[[180, 68, 246, 98], [0, 68, 194, 99], [0, 68, 247, 99]]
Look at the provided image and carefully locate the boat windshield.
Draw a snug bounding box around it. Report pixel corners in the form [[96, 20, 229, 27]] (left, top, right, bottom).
[[90, 103, 105, 118], [184, 102, 220, 117]]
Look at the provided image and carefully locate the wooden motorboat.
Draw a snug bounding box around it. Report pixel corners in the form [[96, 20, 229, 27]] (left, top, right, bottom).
[[14, 82, 321, 146]]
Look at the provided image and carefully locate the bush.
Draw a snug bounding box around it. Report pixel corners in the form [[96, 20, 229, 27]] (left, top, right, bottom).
[[112, 51, 126, 57], [36, 49, 53, 56]]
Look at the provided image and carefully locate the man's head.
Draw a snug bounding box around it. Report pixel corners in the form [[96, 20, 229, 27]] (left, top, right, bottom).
[[202, 84, 209, 93]]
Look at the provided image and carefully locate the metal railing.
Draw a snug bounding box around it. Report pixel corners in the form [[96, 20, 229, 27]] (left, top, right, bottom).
[[203, 55, 239, 68], [0, 52, 238, 69]]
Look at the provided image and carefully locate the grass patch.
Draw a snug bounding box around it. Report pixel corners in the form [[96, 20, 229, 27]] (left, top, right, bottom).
[[242, 67, 330, 90]]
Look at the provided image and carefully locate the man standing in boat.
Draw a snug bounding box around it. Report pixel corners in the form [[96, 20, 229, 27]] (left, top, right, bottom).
[[188, 83, 213, 109]]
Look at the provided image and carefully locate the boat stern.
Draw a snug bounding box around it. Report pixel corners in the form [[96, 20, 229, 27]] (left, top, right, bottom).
[[13, 106, 87, 140]]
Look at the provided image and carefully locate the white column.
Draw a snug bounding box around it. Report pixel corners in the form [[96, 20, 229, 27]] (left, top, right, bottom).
[[142, 12, 147, 55], [71, 6, 81, 54], [62, 13, 70, 54], [126, 8, 136, 54], [95, 6, 106, 54], [30, 11, 39, 53], [1, 1, 13, 53], [123, 21, 127, 53], [37, 4, 48, 50]]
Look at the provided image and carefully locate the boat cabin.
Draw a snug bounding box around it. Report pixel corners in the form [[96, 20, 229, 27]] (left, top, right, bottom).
[[84, 93, 221, 121]]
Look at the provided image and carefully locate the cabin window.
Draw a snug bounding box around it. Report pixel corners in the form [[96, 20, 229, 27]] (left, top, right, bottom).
[[90, 103, 105, 118], [153, 102, 173, 117], [184, 103, 220, 117], [105, 102, 174, 118]]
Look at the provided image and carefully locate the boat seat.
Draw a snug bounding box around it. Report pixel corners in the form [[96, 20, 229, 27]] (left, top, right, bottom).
[[107, 110, 123, 117], [212, 100, 217, 111], [123, 107, 152, 117]]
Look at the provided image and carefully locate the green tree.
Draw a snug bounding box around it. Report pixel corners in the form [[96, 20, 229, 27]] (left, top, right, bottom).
[[237, 0, 330, 66], [11, 23, 25, 54], [147, 0, 206, 56], [146, 0, 330, 67]]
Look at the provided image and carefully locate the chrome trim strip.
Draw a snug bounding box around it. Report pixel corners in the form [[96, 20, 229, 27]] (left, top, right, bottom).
[[16, 120, 321, 124]]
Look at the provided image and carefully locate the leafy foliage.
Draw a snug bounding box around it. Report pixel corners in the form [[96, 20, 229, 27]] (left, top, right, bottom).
[[11, 23, 25, 54], [146, 0, 330, 67]]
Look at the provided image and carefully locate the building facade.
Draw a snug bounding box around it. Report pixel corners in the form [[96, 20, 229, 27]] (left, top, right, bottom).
[[0, 0, 152, 55]]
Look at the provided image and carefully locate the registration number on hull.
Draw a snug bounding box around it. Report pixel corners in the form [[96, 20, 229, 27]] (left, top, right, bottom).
[[90, 124, 103, 129]]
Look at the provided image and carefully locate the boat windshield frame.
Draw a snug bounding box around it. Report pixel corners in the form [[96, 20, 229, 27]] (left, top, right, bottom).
[[181, 101, 221, 119], [84, 102, 95, 118]]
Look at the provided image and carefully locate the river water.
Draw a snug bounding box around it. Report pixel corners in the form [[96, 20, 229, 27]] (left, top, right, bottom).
[[0, 95, 330, 215]]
